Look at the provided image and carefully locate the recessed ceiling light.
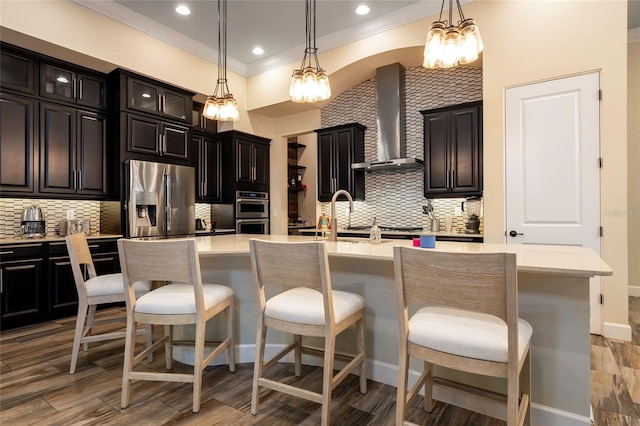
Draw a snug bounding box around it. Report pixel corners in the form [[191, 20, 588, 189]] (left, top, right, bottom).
[[252, 47, 264, 55], [355, 5, 370, 15], [175, 5, 191, 16]]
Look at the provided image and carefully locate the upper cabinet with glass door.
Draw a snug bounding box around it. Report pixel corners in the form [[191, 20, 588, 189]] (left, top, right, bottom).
[[125, 75, 192, 124], [0, 48, 36, 95], [40, 63, 107, 110]]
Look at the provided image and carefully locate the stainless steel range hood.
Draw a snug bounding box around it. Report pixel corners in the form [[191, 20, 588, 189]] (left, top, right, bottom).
[[351, 63, 423, 171]]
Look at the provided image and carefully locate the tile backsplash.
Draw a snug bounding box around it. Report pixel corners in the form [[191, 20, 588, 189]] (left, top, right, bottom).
[[0, 198, 212, 238], [319, 64, 483, 231]]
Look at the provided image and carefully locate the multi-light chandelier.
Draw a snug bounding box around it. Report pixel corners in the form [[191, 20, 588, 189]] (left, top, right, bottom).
[[203, 0, 239, 121], [423, 0, 484, 69], [289, 0, 331, 103]]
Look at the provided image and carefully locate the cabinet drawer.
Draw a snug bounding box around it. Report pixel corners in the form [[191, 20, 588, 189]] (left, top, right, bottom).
[[48, 238, 118, 257], [0, 243, 45, 261]]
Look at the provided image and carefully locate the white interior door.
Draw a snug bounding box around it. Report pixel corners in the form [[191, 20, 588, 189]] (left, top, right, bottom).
[[505, 72, 602, 334]]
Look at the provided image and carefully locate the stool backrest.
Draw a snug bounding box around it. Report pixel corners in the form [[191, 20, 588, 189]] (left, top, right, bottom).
[[393, 247, 517, 323], [249, 239, 334, 322], [117, 238, 203, 307], [65, 233, 97, 296]]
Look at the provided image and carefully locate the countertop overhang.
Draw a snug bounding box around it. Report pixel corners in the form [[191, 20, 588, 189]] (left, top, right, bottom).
[[195, 234, 612, 278]]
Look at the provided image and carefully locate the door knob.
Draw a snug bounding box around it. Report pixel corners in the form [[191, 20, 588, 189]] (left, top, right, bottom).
[[509, 230, 524, 237]]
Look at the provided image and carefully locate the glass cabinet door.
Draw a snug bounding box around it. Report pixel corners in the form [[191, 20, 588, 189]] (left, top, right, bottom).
[[0, 51, 34, 94], [42, 64, 75, 101], [163, 91, 187, 120], [128, 79, 159, 114]]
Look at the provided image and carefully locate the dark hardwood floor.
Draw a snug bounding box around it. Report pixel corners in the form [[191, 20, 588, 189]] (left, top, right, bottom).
[[1, 298, 639, 425]]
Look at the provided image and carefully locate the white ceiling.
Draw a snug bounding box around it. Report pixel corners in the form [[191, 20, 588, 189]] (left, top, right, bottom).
[[74, 0, 446, 76], [74, 0, 640, 78]]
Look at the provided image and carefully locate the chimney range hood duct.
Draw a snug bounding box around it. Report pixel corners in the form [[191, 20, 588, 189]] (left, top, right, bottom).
[[351, 63, 423, 171]]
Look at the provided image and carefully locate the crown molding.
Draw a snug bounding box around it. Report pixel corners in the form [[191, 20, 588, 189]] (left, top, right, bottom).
[[73, 0, 444, 77], [73, 0, 248, 76], [629, 27, 640, 44]]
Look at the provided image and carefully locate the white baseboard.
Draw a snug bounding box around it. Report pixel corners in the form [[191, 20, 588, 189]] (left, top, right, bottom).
[[629, 285, 640, 297], [603, 321, 633, 341], [174, 343, 591, 425]]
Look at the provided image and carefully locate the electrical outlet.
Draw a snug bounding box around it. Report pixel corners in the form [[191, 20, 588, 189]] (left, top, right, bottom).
[[454, 206, 462, 216], [66, 209, 75, 220]]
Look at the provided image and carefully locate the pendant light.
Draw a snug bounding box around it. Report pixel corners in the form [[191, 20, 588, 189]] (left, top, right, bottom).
[[203, 0, 239, 121], [423, 0, 483, 69], [289, 0, 331, 103]]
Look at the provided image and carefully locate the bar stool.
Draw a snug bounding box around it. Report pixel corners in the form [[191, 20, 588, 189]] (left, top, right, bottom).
[[117, 238, 235, 413], [65, 233, 151, 374], [393, 247, 532, 425], [249, 239, 367, 426]]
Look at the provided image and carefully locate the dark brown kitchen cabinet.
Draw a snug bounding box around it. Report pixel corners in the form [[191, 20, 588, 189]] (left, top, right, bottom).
[[40, 63, 107, 110], [0, 48, 36, 95], [0, 93, 36, 195], [0, 243, 46, 331], [194, 133, 221, 202], [192, 101, 217, 134], [125, 113, 190, 161], [110, 69, 192, 124], [421, 102, 482, 198], [315, 123, 365, 202], [47, 239, 120, 318], [39, 103, 108, 197], [220, 130, 271, 199]]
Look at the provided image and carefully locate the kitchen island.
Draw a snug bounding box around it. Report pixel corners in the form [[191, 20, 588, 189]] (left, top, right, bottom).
[[175, 234, 611, 425]]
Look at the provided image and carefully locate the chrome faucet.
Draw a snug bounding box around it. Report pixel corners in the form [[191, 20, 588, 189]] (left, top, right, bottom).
[[329, 190, 354, 242]]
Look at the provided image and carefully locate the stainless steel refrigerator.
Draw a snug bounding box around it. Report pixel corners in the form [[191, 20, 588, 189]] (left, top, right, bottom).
[[124, 160, 195, 238]]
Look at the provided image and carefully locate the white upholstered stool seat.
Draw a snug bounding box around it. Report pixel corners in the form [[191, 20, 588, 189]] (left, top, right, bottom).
[[84, 273, 151, 298], [135, 283, 234, 315], [249, 239, 367, 426], [265, 287, 365, 325], [408, 306, 533, 363]]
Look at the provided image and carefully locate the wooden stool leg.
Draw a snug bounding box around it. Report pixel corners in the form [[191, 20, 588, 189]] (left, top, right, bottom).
[[146, 324, 153, 363], [70, 300, 88, 374], [423, 361, 435, 412], [121, 316, 137, 408], [320, 335, 336, 426], [396, 346, 409, 425], [294, 334, 302, 377], [356, 317, 367, 393], [164, 325, 172, 370], [226, 301, 236, 372], [251, 314, 267, 415], [192, 320, 206, 413], [83, 304, 97, 351], [522, 350, 531, 426]]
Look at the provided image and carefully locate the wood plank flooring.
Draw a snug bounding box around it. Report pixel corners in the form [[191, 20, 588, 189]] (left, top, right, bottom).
[[1, 298, 639, 425]]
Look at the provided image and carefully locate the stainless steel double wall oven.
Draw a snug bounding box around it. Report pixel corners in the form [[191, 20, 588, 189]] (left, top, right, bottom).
[[235, 190, 269, 234]]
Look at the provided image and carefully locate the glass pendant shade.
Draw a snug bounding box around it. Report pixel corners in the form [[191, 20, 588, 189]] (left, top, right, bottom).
[[290, 0, 331, 103], [202, 0, 239, 121], [423, 21, 446, 68], [422, 0, 483, 69], [458, 18, 484, 64]]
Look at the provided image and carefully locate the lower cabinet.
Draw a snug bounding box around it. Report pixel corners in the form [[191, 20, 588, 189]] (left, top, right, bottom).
[[0, 238, 120, 331], [0, 243, 46, 330]]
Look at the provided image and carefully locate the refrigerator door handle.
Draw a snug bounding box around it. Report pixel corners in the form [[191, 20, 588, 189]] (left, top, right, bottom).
[[165, 173, 171, 232]]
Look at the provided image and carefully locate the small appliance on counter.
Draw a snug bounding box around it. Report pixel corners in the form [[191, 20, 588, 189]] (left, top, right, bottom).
[[462, 198, 482, 234], [20, 206, 46, 238], [59, 219, 91, 236]]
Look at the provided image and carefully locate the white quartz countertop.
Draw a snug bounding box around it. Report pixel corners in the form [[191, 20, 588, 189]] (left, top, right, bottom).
[[296, 228, 482, 238], [196, 234, 612, 278]]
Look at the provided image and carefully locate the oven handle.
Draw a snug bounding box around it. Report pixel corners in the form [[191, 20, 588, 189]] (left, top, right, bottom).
[[236, 198, 269, 204]]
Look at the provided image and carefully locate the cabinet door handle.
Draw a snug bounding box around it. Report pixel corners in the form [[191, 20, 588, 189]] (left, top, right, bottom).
[[162, 134, 166, 153], [158, 94, 163, 112], [77, 170, 82, 191], [73, 78, 77, 99], [451, 170, 455, 188], [78, 79, 83, 100], [73, 169, 77, 189], [0, 251, 14, 255], [1, 268, 3, 294], [88, 244, 100, 248]]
